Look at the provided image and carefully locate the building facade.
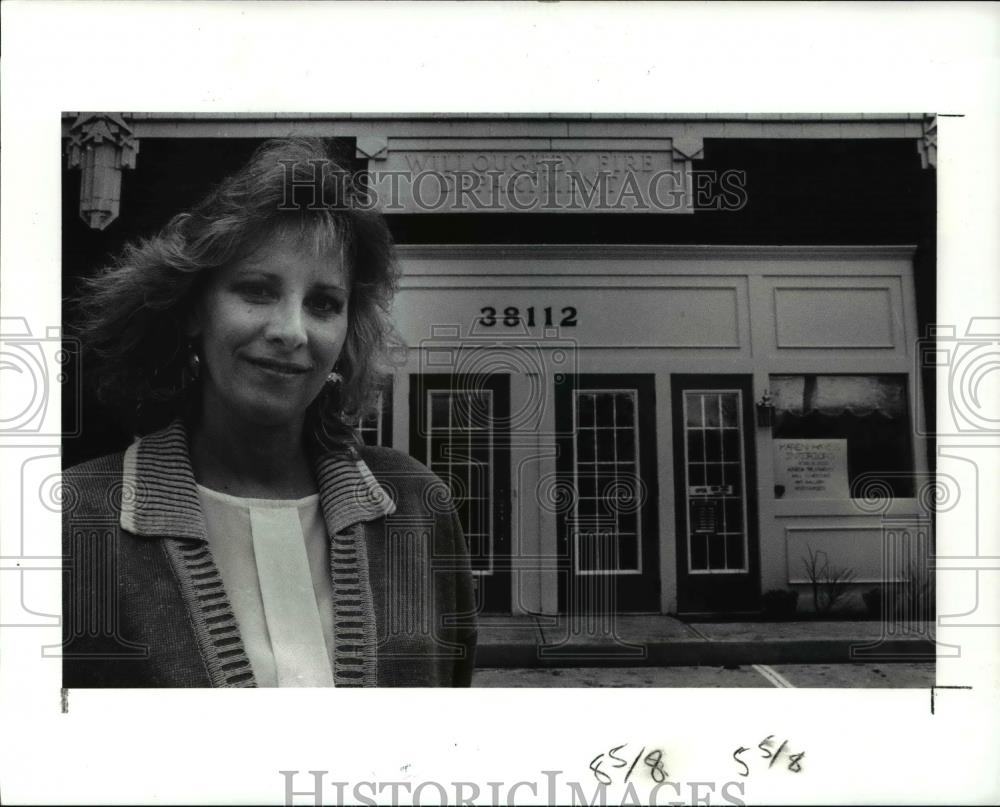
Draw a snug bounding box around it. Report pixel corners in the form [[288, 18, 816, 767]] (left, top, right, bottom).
[[62, 113, 937, 617]]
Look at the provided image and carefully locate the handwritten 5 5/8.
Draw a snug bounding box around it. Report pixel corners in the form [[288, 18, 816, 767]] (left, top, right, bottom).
[[590, 744, 668, 785], [732, 735, 805, 776]]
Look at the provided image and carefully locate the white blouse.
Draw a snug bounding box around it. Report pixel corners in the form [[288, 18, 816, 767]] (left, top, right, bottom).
[[196, 485, 335, 687]]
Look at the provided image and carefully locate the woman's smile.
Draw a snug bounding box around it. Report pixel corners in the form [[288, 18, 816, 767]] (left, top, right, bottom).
[[244, 355, 313, 378]]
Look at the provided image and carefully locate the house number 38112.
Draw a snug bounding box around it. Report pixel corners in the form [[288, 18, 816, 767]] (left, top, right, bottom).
[[478, 306, 579, 327]]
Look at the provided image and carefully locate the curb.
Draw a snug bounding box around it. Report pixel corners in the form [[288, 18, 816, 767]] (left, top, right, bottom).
[[475, 638, 936, 668]]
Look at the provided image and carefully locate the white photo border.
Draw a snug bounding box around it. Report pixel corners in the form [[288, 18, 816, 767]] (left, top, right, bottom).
[[1, 2, 998, 805]]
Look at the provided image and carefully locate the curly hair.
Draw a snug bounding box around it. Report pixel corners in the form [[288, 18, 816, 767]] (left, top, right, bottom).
[[72, 137, 402, 452]]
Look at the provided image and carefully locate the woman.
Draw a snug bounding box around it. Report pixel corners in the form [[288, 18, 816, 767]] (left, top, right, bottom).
[[62, 138, 476, 687]]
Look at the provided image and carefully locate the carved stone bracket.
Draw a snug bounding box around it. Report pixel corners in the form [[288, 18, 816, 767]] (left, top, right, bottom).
[[917, 114, 937, 170], [355, 135, 388, 161], [671, 135, 704, 162], [66, 113, 139, 230]]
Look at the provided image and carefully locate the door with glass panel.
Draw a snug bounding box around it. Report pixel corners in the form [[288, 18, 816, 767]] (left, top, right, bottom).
[[671, 375, 760, 613], [555, 374, 660, 613], [409, 374, 511, 613]]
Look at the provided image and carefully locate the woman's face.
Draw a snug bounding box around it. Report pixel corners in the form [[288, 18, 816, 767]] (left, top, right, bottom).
[[191, 233, 350, 430]]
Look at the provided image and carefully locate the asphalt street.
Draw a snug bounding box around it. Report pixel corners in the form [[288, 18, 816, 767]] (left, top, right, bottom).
[[473, 662, 935, 688]]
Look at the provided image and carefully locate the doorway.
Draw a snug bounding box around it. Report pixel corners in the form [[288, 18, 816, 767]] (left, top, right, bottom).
[[672, 375, 760, 613], [409, 373, 512, 613], [554, 374, 661, 613]]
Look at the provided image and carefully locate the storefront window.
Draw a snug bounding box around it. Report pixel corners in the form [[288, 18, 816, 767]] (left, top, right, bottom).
[[770, 374, 914, 498]]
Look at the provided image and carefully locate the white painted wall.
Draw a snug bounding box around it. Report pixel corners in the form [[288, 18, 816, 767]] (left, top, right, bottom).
[[391, 245, 928, 614]]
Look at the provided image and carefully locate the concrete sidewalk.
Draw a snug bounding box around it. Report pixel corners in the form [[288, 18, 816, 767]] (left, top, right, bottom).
[[474, 614, 936, 667]]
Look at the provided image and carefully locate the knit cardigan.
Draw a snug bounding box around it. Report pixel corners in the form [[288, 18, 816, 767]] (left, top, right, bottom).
[[62, 420, 477, 687]]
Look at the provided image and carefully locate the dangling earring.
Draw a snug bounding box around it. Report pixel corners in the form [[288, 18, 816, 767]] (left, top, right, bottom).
[[187, 343, 201, 381], [326, 369, 343, 385]]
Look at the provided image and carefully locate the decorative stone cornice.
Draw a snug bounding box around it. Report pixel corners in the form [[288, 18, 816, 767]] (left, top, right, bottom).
[[66, 113, 139, 230], [917, 114, 937, 170]]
